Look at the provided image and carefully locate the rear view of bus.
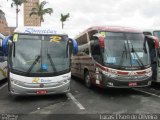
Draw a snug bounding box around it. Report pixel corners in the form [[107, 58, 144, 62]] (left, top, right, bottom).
[[72, 26, 152, 88], [6, 27, 77, 95]]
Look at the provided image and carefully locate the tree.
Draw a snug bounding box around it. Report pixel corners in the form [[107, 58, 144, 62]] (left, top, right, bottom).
[[60, 13, 70, 29], [0, 9, 4, 14], [30, 1, 53, 25], [8, 0, 27, 27], [0, 6, 5, 16], [0, 5, 2, 13]]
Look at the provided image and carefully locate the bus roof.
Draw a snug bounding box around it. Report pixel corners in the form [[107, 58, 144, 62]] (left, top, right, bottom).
[[14, 26, 67, 35], [76, 26, 142, 38], [87, 26, 141, 32], [143, 28, 160, 33]]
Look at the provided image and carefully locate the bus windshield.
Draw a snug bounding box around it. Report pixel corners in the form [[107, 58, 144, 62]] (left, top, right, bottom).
[[11, 34, 69, 76], [102, 32, 150, 69]]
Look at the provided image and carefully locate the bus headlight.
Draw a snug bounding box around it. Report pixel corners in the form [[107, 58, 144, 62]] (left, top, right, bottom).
[[102, 71, 118, 78], [145, 68, 152, 77], [58, 77, 70, 84], [10, 78, 25, 85]]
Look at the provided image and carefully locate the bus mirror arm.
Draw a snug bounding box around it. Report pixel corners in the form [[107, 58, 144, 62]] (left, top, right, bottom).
[[158, 58, 160, 67], [69, 38, 78, 55], [143, 37, 148, 54], [2, 35, 12, 56]]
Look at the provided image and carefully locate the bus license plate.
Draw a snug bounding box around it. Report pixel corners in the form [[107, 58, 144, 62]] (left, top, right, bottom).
[[128, 82, 137, 86], [36, 90, 47, 94]]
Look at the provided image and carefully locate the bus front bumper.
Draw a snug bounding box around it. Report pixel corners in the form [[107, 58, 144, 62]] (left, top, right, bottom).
[[9, 81, 70, 96], [102, 75, 152, 88]]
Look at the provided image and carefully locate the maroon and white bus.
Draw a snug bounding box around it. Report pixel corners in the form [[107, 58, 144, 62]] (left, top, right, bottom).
[[71, 26, 152, 88]]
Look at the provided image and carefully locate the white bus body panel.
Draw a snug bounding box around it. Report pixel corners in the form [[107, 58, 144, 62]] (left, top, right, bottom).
[[9, 72, 71, 95]]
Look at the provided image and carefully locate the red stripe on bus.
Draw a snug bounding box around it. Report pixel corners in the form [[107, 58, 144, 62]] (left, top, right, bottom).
[[136, 71, 146, 75], [96, 63, 107, 71], [72, 57, 92, 60], [117, 71, 129, 75], [83, 63, 94, 66], [96, 63, 148, 76]]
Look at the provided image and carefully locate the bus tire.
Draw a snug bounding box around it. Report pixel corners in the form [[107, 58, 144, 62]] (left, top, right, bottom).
[[8, 79, 11, 92], [84, 71, 92, 88]]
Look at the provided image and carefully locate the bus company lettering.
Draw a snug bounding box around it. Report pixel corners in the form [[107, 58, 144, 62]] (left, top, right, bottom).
[[32, 77, 39, 83], [40, 79, 52, 83], [24, 28, 57, 34], [32, 78, 51, 83]]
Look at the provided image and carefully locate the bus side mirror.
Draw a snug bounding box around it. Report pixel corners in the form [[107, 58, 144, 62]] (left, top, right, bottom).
[[69, 38, 78, 55], [143, 37, 147, 54], [99, 37, 104, 48], [2, 35, 12, 56], [93, 33, 104, 48], [93, 35, 99, 40], [158, 58, 160, 67]]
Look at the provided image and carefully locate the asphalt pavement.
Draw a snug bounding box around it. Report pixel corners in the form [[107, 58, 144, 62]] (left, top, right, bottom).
[[0, 78, 160, 120]]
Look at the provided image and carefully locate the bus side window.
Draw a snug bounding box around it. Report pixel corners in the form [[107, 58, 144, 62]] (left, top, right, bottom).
[[91, 38, 102, 64], [77, 33, 89, 56], [143, 32, 152, 36]]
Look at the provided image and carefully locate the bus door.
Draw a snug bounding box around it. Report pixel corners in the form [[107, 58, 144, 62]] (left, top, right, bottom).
[[145, 35, 160, 82], [157, 54, 160, 82]]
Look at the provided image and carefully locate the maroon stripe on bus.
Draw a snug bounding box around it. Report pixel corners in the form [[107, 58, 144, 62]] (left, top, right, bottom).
[[72, 57, 92, 60], [96, 63, 107, 71], [79, 57, 92, 60], [96, 63, 130, 75], [96, 63, 148, 76], [117, 71, 129, 75], [81, 63, 94, 66], [136, 71, 146, 75]]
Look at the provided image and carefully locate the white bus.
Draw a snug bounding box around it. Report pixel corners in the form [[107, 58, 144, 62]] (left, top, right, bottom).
[[2, 27, 78, 95], [0, 33, 7, 81]]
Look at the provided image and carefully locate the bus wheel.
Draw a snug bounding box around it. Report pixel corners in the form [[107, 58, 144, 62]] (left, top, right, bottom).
[[8, 79, 11, 92], [84, 71, 92, 88]]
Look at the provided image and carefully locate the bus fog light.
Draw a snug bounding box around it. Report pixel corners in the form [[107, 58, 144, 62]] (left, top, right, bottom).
[[102, 71, 117, 78], [148, 81, 152, 85], [58, 79, 69, 84], [11, 79, 25, 85], [63, 79, 68, 83], [108, 82, 114, 86], [11, 89, 14, 92]]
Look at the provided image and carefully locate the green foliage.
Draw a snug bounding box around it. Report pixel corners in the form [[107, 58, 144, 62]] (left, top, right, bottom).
[[8, 0, 27, 27], [30, 1, 53, 23], [60, 13, 70, 29], [10, 0, 27, 8]]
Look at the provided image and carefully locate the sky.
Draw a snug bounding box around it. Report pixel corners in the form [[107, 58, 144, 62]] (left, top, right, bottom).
[[1, 0, 160, 37]]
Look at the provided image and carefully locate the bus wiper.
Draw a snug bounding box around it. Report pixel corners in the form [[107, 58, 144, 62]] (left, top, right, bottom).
[[47, 54, 57, 72], [26, 55, 41, 74], [119, 43, 128, 66], [131, 45, 145, 68]]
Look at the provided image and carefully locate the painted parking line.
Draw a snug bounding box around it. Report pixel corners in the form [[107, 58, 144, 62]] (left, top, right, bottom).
[[0, 83, 7, 90], [67, 92, 85, 110], [133, 88, 160, 98]]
